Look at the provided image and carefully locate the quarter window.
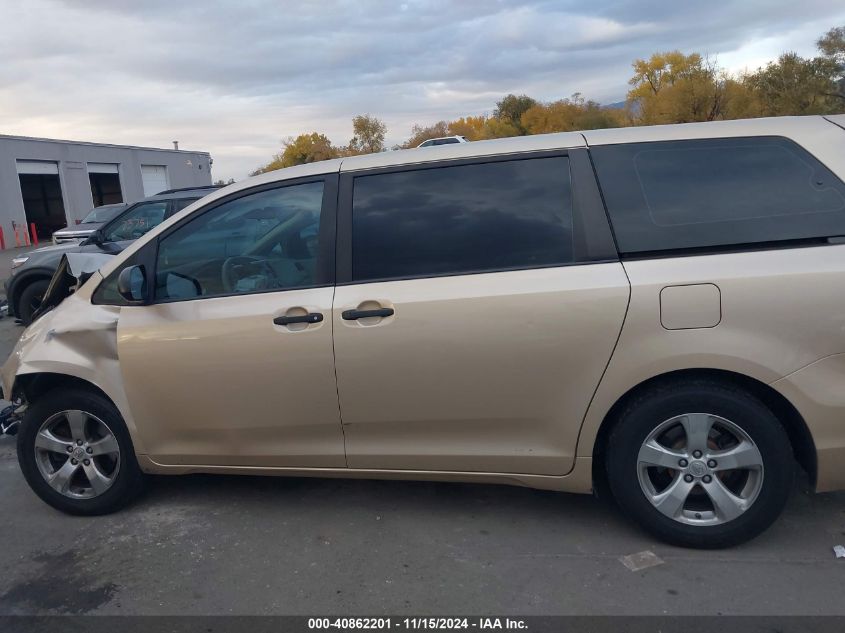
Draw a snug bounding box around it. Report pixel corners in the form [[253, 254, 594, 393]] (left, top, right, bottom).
[[155, 181, 325, 301], [351, 157, 574, 282], [591, 137, 845, 254]]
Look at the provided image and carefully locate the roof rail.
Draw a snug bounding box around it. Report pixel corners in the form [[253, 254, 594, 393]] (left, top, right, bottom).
[[156, 184, 225, 195]]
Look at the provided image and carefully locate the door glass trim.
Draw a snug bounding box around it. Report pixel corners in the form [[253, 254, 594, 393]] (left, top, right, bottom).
[[93, 174, 338, 306]]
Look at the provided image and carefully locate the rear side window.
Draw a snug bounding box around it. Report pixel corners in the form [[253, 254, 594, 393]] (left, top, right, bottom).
[[591, 137, 845, 254], [351, 157, 573, 281]]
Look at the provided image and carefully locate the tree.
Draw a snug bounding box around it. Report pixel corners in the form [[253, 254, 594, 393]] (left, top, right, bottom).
[[627, 51, 756, 123], [402, 121, 450, 148], [818, 26, 845, 65], [494, 94, 538, 132], [348, 114, 387, 154], [448, 115, 487, 140], [747, 52, 844, 115], [521, 94, 628, 134], [481, 117, 521, 139], [251, 132, 338, 174], [817, 26, 845, 103]]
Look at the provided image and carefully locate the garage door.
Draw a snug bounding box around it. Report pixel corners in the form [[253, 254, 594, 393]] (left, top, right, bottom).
[[141, 165, 169, 197], [16, 160, 59, 175]]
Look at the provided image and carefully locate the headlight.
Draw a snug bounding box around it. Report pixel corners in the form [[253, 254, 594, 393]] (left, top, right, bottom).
[[11, 256, 29, 269]]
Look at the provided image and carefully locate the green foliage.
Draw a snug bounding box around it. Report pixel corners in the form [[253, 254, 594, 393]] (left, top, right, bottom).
[[494, 94, 538, 132], [746, 52, 844, 116]]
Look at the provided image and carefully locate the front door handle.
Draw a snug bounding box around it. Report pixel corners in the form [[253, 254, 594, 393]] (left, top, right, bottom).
[[342, 307, 394, 320], [274, 312, 323, 326]]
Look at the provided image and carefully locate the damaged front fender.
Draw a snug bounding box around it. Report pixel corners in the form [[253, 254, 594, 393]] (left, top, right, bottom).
[[1, 258, 145, 453]]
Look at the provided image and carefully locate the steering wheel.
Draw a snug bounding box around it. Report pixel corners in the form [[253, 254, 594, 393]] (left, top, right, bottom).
[[221, 255, 278, 293]]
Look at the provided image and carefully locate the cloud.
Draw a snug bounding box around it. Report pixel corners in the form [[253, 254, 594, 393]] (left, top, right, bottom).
[[0, 0, 843, 180]]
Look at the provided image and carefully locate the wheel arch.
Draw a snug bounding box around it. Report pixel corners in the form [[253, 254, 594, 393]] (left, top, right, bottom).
[[590, 368, 817, 497], [13, 369, 143, 451], [15, 372, 112, 407]]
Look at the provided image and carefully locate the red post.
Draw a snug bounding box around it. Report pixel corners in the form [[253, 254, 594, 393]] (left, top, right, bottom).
[[0, 227, 5, 250], [30, 222, 38, 246], [23, 225, 30, 246], [14, 225, 21, 248]]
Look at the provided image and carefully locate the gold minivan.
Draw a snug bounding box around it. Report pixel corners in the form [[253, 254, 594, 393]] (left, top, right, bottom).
[[6, 115, 845, 548]]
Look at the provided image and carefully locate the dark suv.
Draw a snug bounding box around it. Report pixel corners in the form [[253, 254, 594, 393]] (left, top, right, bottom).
[[5, 185, 221, 323]]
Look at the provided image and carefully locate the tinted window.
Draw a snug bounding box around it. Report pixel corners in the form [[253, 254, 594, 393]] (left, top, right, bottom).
[[155, 182, 324, 301], [82, 204, 126, 224], [101, 201, 168, 242], [352, 157, 573, 281], [591, 137, 845, 254], [171, 197, 200, 212]]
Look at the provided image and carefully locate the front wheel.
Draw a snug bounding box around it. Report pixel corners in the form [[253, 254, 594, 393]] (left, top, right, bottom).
[[17, 388, 145, 515], [18, 279, 50, 325], [605, 380, 794, 548]]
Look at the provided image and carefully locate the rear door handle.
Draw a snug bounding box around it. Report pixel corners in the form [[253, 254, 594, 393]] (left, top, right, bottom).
[[273, 312, 323, 325], [342, 307, 394, 320]]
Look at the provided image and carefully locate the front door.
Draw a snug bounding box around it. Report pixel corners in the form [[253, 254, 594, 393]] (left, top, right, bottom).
[[116, 177, 345, 467], [333, 155, 629, 475]]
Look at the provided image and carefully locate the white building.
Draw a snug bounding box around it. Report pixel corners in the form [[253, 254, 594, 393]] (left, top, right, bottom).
[[0, 134, 211, 244]]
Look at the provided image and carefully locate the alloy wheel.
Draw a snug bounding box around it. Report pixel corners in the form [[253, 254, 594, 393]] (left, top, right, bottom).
[[33, 409, 121, 499], [636, 413, 764, 526]]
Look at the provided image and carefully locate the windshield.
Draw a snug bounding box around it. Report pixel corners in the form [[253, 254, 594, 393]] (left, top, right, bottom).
[[101, 200, 168, 242], [81, 204, 126, 224]]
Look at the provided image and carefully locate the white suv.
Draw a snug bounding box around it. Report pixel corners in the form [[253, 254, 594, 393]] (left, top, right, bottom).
[[417, 135, 469, 148]]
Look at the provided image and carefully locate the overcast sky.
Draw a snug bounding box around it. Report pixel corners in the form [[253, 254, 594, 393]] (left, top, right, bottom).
[[1, 0, 843, 181]]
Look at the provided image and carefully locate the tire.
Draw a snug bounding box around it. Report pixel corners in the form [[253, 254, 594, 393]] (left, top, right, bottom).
[[17, 388, 145, 515], [18, 279, 50, 325], [605, 379, 794, 548]]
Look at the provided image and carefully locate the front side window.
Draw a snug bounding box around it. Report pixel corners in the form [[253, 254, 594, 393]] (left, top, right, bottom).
[[591, 137, 845, 254], [351, 156, 573, 282], [101, 201, 168, 242], [155, 181, 325, 301]]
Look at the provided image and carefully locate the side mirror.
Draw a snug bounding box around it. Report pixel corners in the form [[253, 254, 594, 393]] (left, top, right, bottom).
[[117, 265, 147, 304]]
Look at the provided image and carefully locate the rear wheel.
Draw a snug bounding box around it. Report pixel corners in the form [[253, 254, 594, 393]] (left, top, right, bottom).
[[18, 279, 50, 325], [17, 388, 145, 515], [605, 380, 794, 548]]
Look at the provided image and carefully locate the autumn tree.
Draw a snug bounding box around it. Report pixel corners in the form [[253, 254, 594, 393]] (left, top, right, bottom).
[[251, 132, 338, 174], [521, 94, 627, 134], [447, 115, 487, 140], [401, 121, 451, 148], [347, 114, 387, 154], [627, 51, 757, 123]]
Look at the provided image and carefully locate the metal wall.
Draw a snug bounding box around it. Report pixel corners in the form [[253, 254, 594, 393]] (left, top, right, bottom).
[[0, 135, 212, 245]]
